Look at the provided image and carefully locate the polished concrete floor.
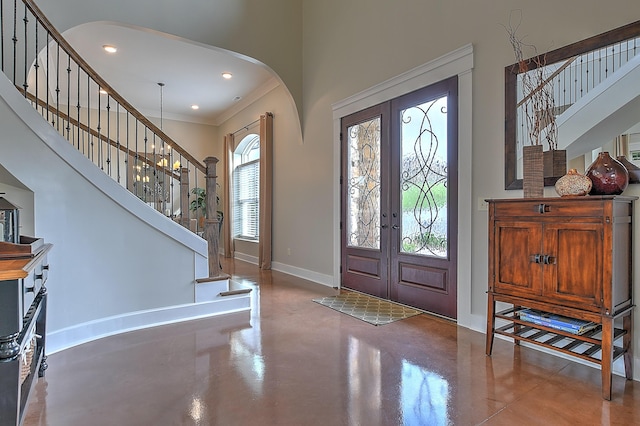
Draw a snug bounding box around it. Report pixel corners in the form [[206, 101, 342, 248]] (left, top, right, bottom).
[[24, 258, 640, 425]]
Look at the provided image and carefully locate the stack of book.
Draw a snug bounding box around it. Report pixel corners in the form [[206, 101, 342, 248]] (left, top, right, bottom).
[[519, 309, 599, 335]]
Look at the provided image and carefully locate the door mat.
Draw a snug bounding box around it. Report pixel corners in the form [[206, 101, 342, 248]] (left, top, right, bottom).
[[313, 291, 422, 326]]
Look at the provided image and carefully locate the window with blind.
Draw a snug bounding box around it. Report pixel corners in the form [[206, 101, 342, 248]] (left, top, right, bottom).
[[233, 134, 260, 240]]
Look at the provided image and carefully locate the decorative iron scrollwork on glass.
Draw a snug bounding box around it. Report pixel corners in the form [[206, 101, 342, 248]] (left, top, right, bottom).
[[347, 118, 381, 250], [400, 97, 448, 258]]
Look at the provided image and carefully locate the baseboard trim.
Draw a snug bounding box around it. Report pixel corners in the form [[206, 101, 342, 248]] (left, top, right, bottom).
[[47, 296, 251, 355], [271, 261, 335, 287], [233, 252, 258, 265], [231, 255, 335, 288]]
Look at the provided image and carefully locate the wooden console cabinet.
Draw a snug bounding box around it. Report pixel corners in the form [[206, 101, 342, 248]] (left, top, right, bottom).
[[0, 243, 52, 425], [485, 196, 635, 400]]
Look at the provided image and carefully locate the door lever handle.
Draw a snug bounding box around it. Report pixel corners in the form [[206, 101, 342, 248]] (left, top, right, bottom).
[[391, 225, 399, 230], [381, 224, 388, 229]]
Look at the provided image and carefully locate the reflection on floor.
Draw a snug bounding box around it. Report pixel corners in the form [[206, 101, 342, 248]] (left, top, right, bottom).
[[24, 258, 640, 425]]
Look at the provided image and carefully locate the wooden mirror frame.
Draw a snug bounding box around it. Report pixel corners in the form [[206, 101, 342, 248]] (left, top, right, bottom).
[[505, 20, 640, 190]]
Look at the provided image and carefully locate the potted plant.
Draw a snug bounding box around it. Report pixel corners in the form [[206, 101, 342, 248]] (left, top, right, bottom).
[[506, 12, 564, 197], [189, 187, 223, 229]]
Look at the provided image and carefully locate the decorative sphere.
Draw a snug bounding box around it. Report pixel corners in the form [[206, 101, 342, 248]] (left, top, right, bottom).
[[555, 169, 592, 197]]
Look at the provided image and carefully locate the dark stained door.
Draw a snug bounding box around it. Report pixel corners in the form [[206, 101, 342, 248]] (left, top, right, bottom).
[[340, 103, 390, 298], [341, 77, 458, 319]]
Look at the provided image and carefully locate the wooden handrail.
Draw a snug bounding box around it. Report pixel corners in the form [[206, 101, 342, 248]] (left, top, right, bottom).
[[22, 0, 205, 174], [516, 56, 578, 108], [23, 88, 181, 181]]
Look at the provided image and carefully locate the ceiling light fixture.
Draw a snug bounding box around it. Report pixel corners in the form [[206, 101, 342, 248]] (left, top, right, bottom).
[[102, 45, 117, 53], [221, 72, 233, 79], [191, 105, 200, 110]]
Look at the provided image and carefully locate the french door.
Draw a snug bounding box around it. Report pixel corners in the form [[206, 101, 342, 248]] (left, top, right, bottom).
[[340, 77, 458, 319]]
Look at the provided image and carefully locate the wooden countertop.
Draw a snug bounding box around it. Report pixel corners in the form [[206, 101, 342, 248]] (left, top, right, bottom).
[[0, 244, 52, 281]]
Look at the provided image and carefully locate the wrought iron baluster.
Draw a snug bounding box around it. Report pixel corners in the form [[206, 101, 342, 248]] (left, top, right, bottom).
[[65, 54, 71, 139], [97, 84, 102, 170], [106, 95, 111, 177], [21, 2, 26, 95], [1, 0, 5, 72], [76, 61, 81, 150]]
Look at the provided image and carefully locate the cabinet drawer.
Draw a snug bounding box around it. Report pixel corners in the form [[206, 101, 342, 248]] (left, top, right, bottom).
[[22, 278, 35, 316], [491, 199, 603, 218], [22, 257, 47, 315]]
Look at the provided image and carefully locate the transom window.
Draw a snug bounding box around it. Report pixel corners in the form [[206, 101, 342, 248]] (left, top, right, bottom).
[[233, 134, 260, 240]]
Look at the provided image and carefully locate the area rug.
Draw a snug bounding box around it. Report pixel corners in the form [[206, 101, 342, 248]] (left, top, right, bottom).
[[313, 291, 422, 325]]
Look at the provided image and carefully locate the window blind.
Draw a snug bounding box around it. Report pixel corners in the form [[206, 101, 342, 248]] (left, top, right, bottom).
[[233, 159, 260, 239]]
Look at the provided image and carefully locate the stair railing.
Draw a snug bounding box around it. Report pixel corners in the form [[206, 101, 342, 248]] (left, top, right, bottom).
[[514, 34, 640, 150], [0, 0, 221, 276]]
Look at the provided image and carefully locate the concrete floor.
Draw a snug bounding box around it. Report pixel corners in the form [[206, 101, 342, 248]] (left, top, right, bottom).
[[23, 258, 640, 425]]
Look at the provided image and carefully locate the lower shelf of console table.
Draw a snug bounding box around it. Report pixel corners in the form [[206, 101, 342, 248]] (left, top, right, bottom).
[[486, 292, 634, 400]]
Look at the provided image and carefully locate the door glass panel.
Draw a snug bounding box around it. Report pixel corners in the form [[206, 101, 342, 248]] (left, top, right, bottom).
[[400, 96, 448, 258], [346, 117, 381, 249]]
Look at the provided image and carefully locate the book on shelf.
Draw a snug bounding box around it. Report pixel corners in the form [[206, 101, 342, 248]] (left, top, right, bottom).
[[518, 309, 599, 335]]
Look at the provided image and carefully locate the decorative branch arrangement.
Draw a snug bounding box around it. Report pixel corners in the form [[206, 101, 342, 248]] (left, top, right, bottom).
[[506, 13, 558, 150]]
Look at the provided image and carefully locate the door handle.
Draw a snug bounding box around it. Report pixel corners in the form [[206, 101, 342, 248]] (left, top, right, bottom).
[[391, 225, 399, 230], [381, 224, 388, 229]]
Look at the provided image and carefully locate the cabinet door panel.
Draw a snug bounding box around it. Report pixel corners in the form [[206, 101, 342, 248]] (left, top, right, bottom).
[[493, 221, 543, 296], [543, 223, 602, 309]]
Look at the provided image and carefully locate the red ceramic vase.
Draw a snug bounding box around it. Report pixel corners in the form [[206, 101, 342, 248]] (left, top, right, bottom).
[[616, 155, 640, 184], [585, 152, 629, 195]]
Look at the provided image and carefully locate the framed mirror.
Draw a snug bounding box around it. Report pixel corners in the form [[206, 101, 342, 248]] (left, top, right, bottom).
[[505, 20, 640, 190]]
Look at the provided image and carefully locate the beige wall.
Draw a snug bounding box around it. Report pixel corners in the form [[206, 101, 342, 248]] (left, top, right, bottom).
[[216, 84, 304, 265], [301, 0, 640, 334], [150, 116, 219, 167]]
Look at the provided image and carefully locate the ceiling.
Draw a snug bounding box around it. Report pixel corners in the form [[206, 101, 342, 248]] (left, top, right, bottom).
[[61, 22, 278, 126]]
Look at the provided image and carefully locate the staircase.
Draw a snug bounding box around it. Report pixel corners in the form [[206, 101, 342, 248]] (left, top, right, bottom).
[[515, 33, 640, 161], [0, 0, 250, 353], [556, 53, 640, 159]]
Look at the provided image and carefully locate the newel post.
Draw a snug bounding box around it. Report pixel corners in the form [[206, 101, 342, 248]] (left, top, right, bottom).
[[204, 157, 221, 277], [179, 167, 190, 229]]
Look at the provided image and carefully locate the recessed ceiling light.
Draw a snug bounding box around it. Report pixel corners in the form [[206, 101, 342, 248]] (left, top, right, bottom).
[[221, 72, 233, 79], [191, 105, 200, 110], [102, 45, 117, 53], [233, 96, 242, 102]]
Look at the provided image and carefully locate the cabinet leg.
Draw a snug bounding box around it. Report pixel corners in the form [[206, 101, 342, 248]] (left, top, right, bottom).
[[486, 292, 496, 356], [513, 305, 521, 346], [601, 317, 613, 401], [623, 312, 633, 380]]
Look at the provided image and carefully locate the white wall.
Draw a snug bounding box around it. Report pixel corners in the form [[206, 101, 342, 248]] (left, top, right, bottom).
[[0, 73, 208, 335]]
